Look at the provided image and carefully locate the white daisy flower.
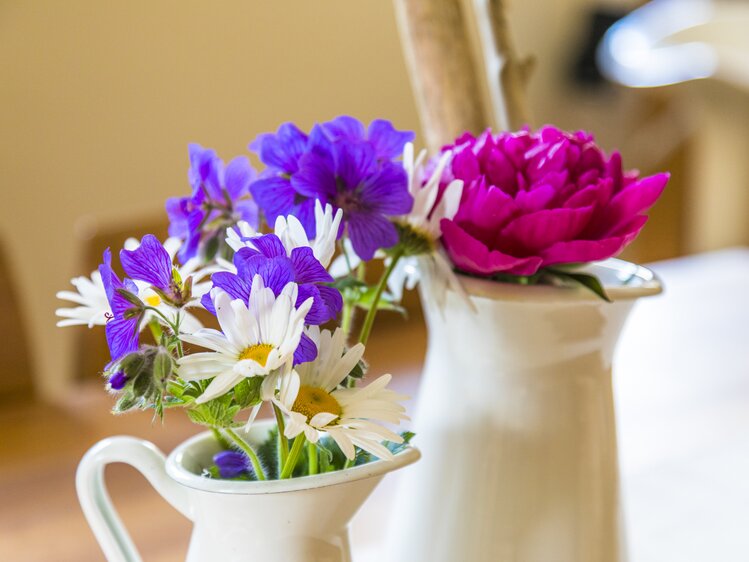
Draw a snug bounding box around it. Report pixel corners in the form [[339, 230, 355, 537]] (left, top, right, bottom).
[[227, 200, 343, 268], [389, 143, 474, 311], [177, 276, 313, 404], [275, 326, 408, 460], [56, 270, 111, 328]]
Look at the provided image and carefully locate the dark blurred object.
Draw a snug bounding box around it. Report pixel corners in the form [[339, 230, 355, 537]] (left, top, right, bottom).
[[571, 8, 629, 86], [0, 238, 34, 402], [75, 217, 169, 382]]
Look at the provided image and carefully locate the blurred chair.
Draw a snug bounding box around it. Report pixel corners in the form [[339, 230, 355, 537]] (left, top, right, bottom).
[[0, 238, 34, 402], [73, 216, 169, 382]]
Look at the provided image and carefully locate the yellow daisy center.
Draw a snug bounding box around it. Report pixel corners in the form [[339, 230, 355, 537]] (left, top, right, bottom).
[[238, 343, 274, 367], [145, 294, 162, 307], [292, 385, 342, 422]]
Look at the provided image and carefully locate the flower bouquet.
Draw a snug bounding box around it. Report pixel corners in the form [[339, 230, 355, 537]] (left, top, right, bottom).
[[61, 117, 438, 562], [60, 116, 667, 562]]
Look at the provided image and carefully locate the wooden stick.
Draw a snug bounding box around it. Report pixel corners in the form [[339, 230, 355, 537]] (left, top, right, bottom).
[[393, 0, 492, 153], [393, 0, 532, 151], [486, 0, 532, 129]]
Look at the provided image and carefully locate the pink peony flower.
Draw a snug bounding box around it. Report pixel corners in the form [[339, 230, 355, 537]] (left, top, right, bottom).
[[440, 126, 668, 277]]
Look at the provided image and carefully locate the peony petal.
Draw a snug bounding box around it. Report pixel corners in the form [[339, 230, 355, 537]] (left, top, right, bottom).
[[451, 147, 480, 182], [441, 219, 543, 276], [499, 206, 595, 254], [515, 184, 555, 212], [540, 238, 627, 267], [455, 179, 520, 235], [592, 173, 668, 236]]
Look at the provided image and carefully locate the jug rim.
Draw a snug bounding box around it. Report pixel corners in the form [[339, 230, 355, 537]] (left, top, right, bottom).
[[165, 420, 421, 495], [455, 258, 663, 303]]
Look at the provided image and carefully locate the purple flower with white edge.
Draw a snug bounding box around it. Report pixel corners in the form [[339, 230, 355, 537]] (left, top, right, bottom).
[[99, 249, 142, 388], [166, 144, 258, 263], [292, 140, 413, 260], [213, 450, 251, 479]]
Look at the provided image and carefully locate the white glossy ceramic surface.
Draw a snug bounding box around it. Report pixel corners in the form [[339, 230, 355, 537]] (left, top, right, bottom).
[[388, 259, 662, 562], [76, 420, 420, 562]]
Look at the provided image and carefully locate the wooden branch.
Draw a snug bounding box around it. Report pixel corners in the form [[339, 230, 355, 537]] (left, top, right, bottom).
[[393, 0, 493, 153], [393, 0, 532, 151], [486, 0, 532, 129]]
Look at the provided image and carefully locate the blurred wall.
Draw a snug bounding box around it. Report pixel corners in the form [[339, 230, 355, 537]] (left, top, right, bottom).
[[0, 1, 421, 398], [0, 0, 684, 398]]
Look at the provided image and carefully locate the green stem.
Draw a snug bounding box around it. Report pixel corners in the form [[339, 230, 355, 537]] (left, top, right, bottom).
[[272, 403, 289, 468], [225, 428, 267, 481], [307, 441, 318, 476], [358, 249, 403, 346], [280, 434, 307, 479], [341, 301, 354, 338], [343, 457, 354, 470], [211, 427, 231, 450], [147, 319, 163, 343]]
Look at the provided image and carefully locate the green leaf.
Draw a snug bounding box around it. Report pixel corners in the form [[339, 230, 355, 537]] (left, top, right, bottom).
[[355, 286, 406, 314], [187, 397, 241, 428], [342, 357, 368, 387], [233, 376, 263, 409], [330, 276, 368, 292], [546, 269, 612, 303]]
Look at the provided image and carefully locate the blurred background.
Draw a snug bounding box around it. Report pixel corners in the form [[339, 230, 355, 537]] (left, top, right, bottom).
[[2, 1, 748, 560]]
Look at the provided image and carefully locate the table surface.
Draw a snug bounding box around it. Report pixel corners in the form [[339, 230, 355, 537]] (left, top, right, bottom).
[[1, 248, 747, 561]]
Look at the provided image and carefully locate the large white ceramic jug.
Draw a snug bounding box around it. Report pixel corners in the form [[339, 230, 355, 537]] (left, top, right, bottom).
[[76, 420, 420, 562], [388, 259, 661, 562]]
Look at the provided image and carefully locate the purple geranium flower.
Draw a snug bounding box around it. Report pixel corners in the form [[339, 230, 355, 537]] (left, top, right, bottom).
[[166, 144, 259, 264], [292, 141, 413, 260], [249, 117, 414, 245], [120, 235, 183, 304], [99, 249, 142, 388], [322, 115, 415, 161], [213, 450, 251, 479], [249, 123, 328, 237]]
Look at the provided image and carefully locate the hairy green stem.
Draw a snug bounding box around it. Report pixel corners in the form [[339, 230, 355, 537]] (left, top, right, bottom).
[[211, 427, 231, 450], [225, 428, 267, 481], [272, 403, 289, 468], [341, 301, 354, 337], [358, 250, 403, 346], [307, 441, 318, 475], [280, 434, 307, 479]]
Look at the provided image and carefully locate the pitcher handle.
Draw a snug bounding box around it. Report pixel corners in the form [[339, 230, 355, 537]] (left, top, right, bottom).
[[76, 436, 193, 562]]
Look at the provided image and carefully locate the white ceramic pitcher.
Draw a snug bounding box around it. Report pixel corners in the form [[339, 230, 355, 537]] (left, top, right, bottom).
[[388, 259, 661, 562], [76, 419, 420, 562]]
